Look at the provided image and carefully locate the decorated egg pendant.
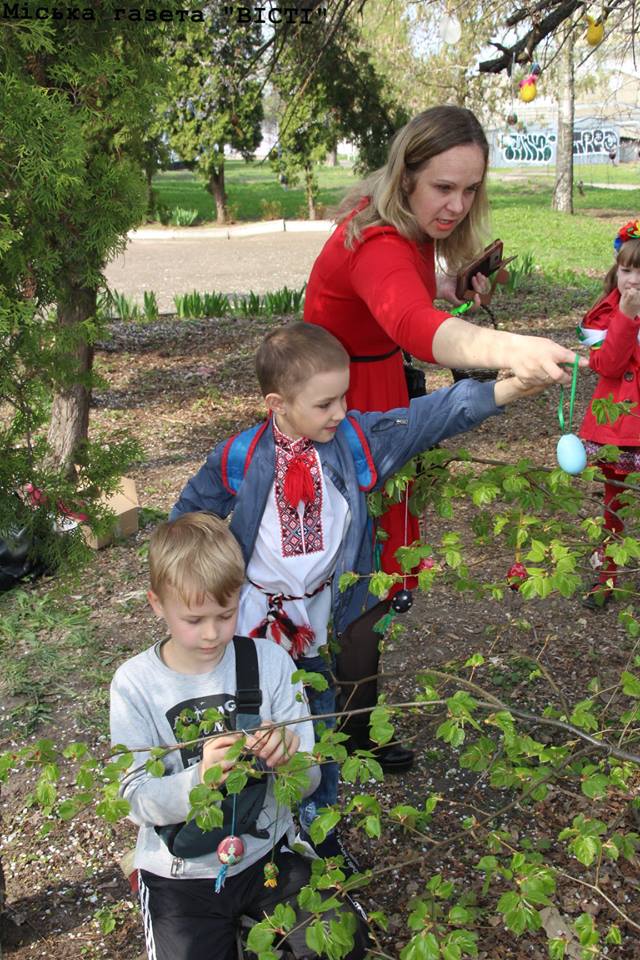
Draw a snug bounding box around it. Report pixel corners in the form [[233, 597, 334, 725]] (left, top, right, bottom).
[[264, 861, 279, 888], [217, 835, 245, 866], [506, 562, 528, 591], [586, 16, 604, 46], [519, 79, 537, 102], [391, 588, 413, 613], [556, 433, 587, 475]]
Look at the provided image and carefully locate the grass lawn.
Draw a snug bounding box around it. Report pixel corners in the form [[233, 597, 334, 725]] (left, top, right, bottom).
[[489, 180, 636, 277], [153, 161, 357, 223], [491, 161, 640, 184], [151, 162, 636, 281]]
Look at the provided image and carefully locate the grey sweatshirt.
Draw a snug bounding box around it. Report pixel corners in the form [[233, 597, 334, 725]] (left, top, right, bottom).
[[110, 637, 319, 880]]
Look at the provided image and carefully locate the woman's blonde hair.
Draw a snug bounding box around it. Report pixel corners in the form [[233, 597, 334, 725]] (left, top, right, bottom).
[[337, 105, 490, 272], [149, 512, 245, 607], [604, 237, 640, 294]]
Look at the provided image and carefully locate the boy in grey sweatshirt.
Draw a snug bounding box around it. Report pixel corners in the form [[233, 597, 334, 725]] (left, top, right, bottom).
[[110, 512, 366, 960]]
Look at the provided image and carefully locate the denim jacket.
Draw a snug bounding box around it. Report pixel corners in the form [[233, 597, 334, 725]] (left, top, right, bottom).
[[171, 379, 502, 639]]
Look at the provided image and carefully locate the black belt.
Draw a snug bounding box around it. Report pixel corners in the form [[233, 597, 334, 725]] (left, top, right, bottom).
[[350, 346, 401, 363]]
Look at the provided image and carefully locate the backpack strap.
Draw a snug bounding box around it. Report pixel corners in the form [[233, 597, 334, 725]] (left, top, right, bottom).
[[337, 415, 377, 492], [221, 420, 270, 495], [232, 635, 263, 732]]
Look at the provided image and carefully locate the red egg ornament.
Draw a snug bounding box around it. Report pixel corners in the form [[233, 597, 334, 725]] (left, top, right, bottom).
[[217, 835, 245, 866], [506, 562, 527, 591]]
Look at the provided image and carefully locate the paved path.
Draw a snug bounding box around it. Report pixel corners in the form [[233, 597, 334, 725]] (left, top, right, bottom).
[[105, 226, 332, 313]]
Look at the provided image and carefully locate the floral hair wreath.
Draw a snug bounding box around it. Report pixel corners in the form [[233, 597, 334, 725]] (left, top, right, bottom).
[[614, 219, 640, 253]]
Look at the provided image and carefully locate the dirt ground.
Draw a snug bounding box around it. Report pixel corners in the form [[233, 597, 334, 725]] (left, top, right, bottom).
[[2, 277, 640, 959], [105, 229, 331, 313]]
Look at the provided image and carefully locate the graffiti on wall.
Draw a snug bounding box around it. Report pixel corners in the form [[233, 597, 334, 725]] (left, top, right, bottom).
[[499, 126, 619, 164], [573, 127, 618, 156], [501, 131, 555, 163]]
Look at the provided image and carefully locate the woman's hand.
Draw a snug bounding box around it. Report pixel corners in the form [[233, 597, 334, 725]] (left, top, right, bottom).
[[436, 271, 490, 308], [508, 335, 588, 385]]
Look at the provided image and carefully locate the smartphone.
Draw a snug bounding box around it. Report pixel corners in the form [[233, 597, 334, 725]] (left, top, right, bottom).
[[455, 239, 505, 301]]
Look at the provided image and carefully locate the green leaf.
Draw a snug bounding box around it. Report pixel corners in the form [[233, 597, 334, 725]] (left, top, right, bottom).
[[436, 718, 465, 747], [338, 571, 360, 592], [573, 836, 600, 867], [621, 670, 640, 697], [400, 932, 440, 960], [569, 700, 599, 732], [574, 912, 597, 945], [96, 797, 130, 823], [464, 653, 485, 668], [145, 758, 165, 778], [246, 923, 275, 953], [548, 938, 566, 960], [369, 571, 398, 598], [581, 773, 609, 800], [291, 669, 329, 692], [605, 924, 622, 945], [309, 810, 340, 844], [35, 781, 56, 808], [460, 738, 494, 772], [448, 905, 473, 925], [57, 799, 78, 820], [364, 815, 381, 838]]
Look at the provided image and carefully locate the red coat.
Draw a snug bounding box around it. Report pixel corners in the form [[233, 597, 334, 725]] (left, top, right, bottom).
[[304, 217, 450, 411], [304, 214, 452, 577], [579, 289, 640, 446]]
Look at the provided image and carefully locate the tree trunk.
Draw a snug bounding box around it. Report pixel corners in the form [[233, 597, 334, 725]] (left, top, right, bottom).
[[305, 164, 317, 220], [552, 31, 575, 213], [327, 143, 338, 166], [47, 285, 96, 479], [208, 164, 228, 224]]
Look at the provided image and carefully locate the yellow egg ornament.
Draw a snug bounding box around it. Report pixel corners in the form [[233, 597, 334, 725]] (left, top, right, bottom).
[[586, 15, 604, 46], [519, 79, 537, 103]]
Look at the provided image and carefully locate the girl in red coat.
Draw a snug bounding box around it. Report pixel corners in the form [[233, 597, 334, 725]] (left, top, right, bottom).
[[579, 219, 640, 607]]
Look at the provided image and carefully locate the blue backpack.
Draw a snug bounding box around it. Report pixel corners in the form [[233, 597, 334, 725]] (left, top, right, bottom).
[[220, 416, 377, 495]]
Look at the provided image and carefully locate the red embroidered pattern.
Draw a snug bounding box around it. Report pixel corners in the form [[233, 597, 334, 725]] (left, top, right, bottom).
[[273, 427, 324, 557]]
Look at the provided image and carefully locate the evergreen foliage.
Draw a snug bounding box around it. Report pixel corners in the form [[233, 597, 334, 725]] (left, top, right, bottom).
[[0, 5, 175, 565], [164, 3, 264, 224]]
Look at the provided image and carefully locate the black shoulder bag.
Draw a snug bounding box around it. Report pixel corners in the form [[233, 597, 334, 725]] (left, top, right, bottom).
[[155, 635, 269, 859], [402, 351, 427, 399]]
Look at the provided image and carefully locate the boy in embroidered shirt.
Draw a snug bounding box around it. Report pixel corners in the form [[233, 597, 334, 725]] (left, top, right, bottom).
[[171, 322, 546, 863], [110, 512, 367, 960]]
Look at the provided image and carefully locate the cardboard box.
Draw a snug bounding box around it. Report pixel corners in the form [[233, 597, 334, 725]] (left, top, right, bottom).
[[83, 476, 140, 550]]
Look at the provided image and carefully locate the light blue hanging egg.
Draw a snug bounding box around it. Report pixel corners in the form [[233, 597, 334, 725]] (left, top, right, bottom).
[[556, 433, 587, 475]]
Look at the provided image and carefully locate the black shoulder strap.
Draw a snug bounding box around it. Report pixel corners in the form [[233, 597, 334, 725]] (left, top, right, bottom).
[[232, 635, 263, 733]]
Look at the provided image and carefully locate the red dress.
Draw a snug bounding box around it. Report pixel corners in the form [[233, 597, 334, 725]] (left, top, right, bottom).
[[304, 216, 451, 576]]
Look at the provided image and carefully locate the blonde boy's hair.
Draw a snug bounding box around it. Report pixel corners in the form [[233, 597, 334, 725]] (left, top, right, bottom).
[[149, 512, 244, 606], [255, 322, 349, 399], [335, 104, 490, 273]]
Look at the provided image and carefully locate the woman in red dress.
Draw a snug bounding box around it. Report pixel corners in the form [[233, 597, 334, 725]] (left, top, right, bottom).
[[304, 105, 582, 769]]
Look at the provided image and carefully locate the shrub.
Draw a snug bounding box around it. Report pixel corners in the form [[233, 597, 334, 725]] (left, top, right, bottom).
[[260, 198, 283, 220], [169, 207, 199, 227]]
